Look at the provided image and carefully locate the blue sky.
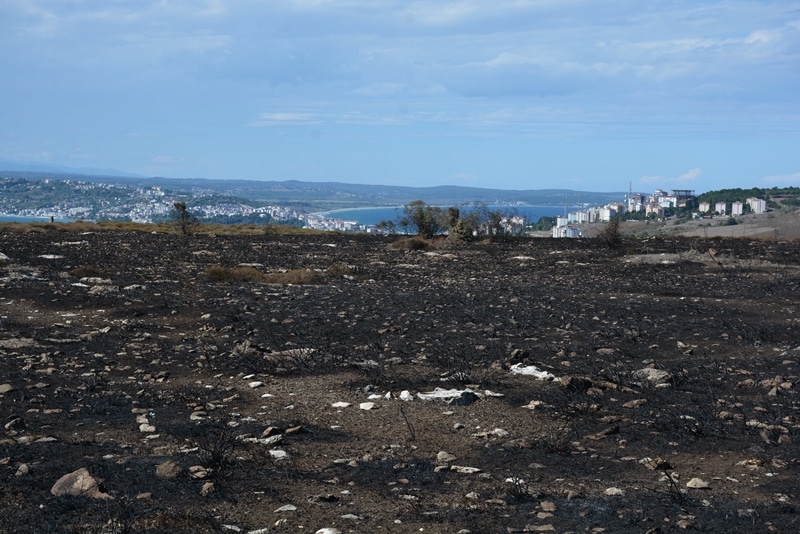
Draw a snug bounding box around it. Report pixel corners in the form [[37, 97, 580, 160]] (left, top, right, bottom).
[[1, 0, 798, 193]]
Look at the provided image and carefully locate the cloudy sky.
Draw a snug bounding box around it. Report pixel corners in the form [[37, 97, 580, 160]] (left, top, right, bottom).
[[1, 1, 798, 192]]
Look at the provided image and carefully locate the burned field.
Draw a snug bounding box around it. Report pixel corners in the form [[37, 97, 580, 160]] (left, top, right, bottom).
[[1, 229, 799, 533]]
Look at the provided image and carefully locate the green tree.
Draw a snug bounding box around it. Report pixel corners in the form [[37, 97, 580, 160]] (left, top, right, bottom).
[[403, 200, 445, 238]]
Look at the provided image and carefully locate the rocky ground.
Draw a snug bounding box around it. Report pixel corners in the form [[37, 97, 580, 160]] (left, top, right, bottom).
[[1, 226, 799, 534]]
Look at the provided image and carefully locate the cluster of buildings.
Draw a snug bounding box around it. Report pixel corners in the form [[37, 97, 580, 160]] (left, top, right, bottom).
[[552, 189, 769, 238], [697, 197, 766, 216]]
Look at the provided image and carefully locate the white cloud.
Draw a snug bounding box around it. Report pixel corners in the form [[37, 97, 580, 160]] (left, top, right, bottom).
[[678, 168, 702, 182], [251, 112, 319, 126]]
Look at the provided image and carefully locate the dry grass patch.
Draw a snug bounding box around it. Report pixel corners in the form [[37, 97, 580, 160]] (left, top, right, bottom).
[[207, 266, 325, 285], [264, 269, 324, 284], [389, 236, 443, 251]]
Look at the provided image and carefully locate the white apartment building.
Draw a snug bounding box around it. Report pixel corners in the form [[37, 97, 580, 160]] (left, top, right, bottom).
[[747, 198, 767, 214]]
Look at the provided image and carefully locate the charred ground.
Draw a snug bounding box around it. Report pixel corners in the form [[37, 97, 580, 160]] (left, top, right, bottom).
[[0, 228, 799, 533]]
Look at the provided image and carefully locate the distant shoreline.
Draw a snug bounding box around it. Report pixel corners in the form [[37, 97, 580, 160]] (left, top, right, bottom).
[[314, 205, 404, 218], [0, 214, 72, 223]]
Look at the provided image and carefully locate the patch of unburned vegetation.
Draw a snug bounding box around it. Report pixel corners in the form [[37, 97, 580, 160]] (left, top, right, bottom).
[[207, 265, 325, 284]]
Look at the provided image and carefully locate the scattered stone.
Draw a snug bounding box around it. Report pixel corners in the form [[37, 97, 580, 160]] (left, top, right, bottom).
[[605, 487, 624, 496], [51, 468, 113, 500], [437, 451, 457, 463], [450, 465, 482, 474], [417, 388, 480, 406], [331, 402, 351, 408], [201, 482, 215, 496], [262, 426, 281, 438], [686, 478, 710, 489], [0, 384, 15, 394], [471, 428, 509, 439], [274, 504, 297, 513], [399, 390, 414, 401], [623, 399, 647, 409], [156, 460, 182, 479], [316, 529, 342, 534], [4, 416, 24, 432], [284, 425, 306, 435], [540, 500, 557, 512], [359, 402, 377, 410], [15, 463, 29, 477], [522, 400, 545, 410], [136, 493, 152, 500], [248, 381, 264, 389], [139, 423, 156, 433], [189, 466, 210, 479], [269, 449, 288, 461], [631, 368, 671, 387]]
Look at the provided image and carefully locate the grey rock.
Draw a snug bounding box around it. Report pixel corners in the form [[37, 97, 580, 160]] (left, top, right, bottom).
[[156, 460, 182, 479], [274, 504, 297, 512], [51, 468, 114, 499], [631, 368, 671, 386]]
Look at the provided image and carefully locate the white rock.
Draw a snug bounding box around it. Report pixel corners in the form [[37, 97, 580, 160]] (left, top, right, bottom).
[[359, 402, 377, 410], [139, 424, 156, 433], [274, 504, 297, 512], [631, 368, 671, 386], [269, 450, 288, 461], [509, 363, 556, 380], [605, 487, 625, 496], [331, 402, 351, 408], [248, 381, 264, 389], [399, 390, 413, 401], [450, 465, 482, 474], [686, 477, 710, 489], [316, 529, 342, 534], [437, 451, 457, 463], [417, 388, 480, 406]]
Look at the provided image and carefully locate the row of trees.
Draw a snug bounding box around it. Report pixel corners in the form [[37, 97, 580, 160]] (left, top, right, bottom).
[[377, 200, 522, 239]]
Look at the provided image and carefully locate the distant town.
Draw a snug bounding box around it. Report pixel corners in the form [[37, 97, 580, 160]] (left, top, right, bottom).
[[552, 188, 769, 238], [0, 175, 786, 237]]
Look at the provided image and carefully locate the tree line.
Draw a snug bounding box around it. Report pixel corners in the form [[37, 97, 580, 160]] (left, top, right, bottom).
[[377, 200, 526, 239]]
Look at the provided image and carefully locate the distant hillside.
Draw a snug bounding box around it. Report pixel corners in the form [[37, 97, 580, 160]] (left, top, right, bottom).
[[0, 159, 142, 178], [0, 170, 624, 209]]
